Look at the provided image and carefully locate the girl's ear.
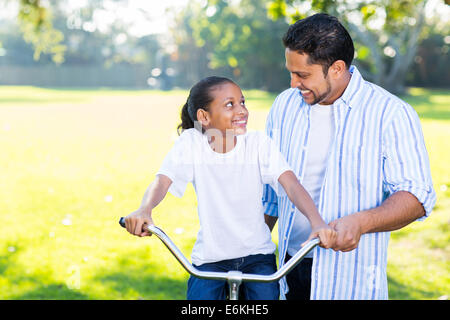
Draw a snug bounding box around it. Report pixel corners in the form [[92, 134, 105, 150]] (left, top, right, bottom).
[[196, 108, 210, 126]]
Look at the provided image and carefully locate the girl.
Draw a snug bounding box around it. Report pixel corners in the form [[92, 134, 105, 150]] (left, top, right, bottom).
[[123, 76, 336, 300]]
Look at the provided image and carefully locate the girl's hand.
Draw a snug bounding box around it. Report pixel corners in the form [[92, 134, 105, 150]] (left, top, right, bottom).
[[302, 223, 337, 249], [124, 208, 154, 237]]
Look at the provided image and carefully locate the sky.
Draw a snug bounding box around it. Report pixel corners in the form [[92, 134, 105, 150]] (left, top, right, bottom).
[[0, 0, 191, 36], [67, 0, 191, 36]]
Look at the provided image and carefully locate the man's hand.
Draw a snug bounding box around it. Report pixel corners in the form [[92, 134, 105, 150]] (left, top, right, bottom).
[[328, 214, 363, 252], [328, 191, 427, 252]]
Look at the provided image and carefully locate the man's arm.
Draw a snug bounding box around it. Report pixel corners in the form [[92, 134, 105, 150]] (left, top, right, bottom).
[[330, 101, 435, 252], [329, 191, 425, 252]]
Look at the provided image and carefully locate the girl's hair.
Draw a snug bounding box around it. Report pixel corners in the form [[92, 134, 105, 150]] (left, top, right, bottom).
[[177, 76, 235, 135]]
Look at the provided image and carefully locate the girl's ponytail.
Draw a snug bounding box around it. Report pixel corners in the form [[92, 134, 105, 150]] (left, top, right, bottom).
[[177, 101, 194, 135]]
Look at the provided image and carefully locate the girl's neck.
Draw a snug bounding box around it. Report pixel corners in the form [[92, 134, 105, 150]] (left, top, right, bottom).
[[207, 132, 237, 154]]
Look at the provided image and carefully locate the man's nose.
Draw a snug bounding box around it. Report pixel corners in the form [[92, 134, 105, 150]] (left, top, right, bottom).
[[290, 74, 301, 89]]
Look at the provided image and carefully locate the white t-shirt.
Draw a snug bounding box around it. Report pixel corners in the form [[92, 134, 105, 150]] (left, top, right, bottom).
[[287, 103, 335, 257], [157, 128, 292, 266]]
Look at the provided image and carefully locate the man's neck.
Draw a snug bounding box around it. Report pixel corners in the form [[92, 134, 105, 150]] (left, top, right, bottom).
[[333, 70, 352, 103], [322, 70, 352, 105]]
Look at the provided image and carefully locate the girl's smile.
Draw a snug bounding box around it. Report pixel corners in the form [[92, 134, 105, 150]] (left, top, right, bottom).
[[231, 117, 248, 128]]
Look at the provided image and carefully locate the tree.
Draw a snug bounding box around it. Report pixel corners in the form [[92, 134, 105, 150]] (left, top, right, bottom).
[[267, 0, 448, 94], [9, 0, 165, 69], [170, 0, 290, 91], [13, 0, 156, 66], [16, 0, 66, 64]]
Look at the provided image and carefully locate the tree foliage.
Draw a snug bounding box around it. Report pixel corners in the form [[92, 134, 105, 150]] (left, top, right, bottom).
[[10, 0, 164, 69], [17, 0, 66, 64], [266, 0, 448, 94], [7, 0, 449, 90], [170, 0, 290, 91]]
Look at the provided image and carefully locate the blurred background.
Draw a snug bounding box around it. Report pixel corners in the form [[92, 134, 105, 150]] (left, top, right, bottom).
[[0, 0, 449, 300], [1, 0, 449, 92]]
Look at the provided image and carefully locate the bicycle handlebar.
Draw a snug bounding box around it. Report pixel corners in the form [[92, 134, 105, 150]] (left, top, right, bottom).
[[119, 217, 319, 283]]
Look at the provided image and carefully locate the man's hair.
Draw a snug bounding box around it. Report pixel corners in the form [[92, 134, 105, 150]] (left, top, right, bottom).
[[282, 13, 354, 75]]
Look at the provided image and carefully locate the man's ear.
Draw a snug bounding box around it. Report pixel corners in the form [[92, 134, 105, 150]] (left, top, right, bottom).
[[329, 60, 347, 80], [196, 108, 210, 126]]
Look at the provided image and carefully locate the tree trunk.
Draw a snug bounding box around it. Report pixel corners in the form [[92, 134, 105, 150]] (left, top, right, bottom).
[[381, 2, 426, 95], [347, 1, 427, 95]]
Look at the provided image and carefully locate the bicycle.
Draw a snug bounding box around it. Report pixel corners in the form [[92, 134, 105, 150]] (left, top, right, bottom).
[[119, 217, 319, 300]]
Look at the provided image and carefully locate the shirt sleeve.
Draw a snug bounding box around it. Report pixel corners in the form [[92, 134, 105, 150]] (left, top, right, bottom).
[[382, 103, 436, 219], [259, 132, 292, 199], [156, 131, 194, 198]]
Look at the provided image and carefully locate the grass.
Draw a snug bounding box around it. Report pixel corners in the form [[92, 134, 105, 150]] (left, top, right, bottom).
[[0, 86, 448, 300]]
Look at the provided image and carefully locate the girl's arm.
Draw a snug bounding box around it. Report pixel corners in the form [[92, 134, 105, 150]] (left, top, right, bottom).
[[124, 174, 172, 237], [278, 170, 336, 248]]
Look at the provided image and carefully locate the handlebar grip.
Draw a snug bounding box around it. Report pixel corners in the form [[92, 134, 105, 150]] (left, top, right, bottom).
[[119, 217, 156, 233]]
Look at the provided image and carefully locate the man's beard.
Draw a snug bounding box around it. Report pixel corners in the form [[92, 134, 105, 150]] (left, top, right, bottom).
[[302, 78, 332, 105]]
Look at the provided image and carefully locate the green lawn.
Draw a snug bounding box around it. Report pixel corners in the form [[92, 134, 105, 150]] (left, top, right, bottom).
[[0, 86, 448, 300]]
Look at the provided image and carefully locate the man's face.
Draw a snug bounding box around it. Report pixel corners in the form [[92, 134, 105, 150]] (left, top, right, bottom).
[[285, 48, 335, 105]]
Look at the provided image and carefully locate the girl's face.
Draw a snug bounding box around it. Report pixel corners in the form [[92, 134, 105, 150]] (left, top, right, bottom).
[[202, 82, 249, 136]]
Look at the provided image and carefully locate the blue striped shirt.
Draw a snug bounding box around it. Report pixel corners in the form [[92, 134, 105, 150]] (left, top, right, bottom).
[[263, 66, 436, 300]]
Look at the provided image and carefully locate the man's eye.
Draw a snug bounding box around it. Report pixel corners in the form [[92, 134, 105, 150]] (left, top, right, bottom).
[[292, 72, 306, 79]]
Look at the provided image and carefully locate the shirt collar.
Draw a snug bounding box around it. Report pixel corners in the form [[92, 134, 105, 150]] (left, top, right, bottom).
[[296, 65, 365, 110], [336, 65, 364, 109]]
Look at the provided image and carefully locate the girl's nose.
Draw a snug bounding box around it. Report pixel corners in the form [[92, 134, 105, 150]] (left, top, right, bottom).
[[238, 105, 248, 115]]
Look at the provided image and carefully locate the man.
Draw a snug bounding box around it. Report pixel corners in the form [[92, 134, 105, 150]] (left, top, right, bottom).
[[263, 13, 436, 300]]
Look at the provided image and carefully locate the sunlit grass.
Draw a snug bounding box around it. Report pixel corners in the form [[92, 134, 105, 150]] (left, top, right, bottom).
[[0, 86, 448, 300]]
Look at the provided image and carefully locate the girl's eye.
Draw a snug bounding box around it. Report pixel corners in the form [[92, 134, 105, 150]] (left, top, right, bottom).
[[226, 102, 233, 107], [241, 101, 246, 106]]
